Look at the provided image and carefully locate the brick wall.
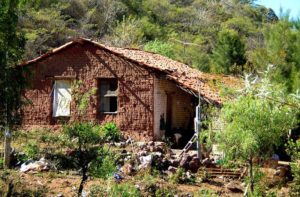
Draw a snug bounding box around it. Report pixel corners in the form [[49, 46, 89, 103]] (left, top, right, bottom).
[[22, 42, 154, 140], [153, 77, 195, 140]]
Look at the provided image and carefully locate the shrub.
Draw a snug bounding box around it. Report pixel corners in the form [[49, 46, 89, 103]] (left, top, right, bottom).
[[23, 141, 39, 160], [168, 168, 189, 184], [101, 122, 121, 142], [89, 148, 118, 179], [110, 183, 141, 197], [39, 133, 59, 145], [286, 140, 300, 197]]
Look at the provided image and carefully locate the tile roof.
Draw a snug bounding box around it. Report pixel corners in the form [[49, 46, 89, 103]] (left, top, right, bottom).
[[20, 38, 240, 105]]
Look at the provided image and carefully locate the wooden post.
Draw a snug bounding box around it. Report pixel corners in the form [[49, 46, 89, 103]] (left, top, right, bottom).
[[196, 80, 202, 161], [3, 125, 12, 168]]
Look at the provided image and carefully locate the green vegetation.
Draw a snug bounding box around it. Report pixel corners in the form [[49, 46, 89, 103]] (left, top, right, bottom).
[[0, 0, 27, 168], [0, 0, 300, 196], [286, 140, 300, 196], [14, 0, 299, 92], [216, 70, 300, 193]]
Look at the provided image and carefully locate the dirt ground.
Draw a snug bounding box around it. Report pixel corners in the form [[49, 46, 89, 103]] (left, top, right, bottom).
[[0, 169, 250, 197]]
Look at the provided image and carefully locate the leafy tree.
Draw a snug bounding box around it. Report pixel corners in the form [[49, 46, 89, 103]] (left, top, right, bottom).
[[103, 16, 144, 47], [211, 29, 246, 75], [0, 0, 26, 168], [62, 81, 120, 196], [216, 71, 299, 193], [250, 19, 300, 92], [144, 40, 175, 58]]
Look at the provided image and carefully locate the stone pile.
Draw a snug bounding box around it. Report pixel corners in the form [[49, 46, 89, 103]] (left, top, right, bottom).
[[115, 140, 204, 177]]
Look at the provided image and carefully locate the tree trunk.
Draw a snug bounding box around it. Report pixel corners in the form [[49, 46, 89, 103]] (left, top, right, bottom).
[[3, 126, 12, 169], [78, 164, 88, 197], [249, 157, 254, 193]]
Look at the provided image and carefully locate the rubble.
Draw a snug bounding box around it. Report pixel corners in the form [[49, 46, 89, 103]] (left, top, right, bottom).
[[225, 181, 244, 193]]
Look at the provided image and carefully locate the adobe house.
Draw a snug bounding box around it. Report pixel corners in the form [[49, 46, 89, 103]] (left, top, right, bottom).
[[20, 38, 237, 143]]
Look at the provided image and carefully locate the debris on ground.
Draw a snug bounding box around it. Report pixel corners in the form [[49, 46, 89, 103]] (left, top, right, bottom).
[[20, 158, 51, 173]]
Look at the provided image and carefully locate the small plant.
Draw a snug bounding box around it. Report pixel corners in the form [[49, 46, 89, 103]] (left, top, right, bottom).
[[23, 141, 39, 160], [101, 122, 121, 142], [90, 184, 109, 197], [110, 182, 141, 197], [0, 158, 3, 169], [195, 189, 218, 197], [89, 148, 119, 179], [155, 187, 176, 197], [168, 167, 185, 184]]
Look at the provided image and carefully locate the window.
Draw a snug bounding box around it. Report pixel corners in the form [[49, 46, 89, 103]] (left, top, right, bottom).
[[99, 78, 118, 113], [53, 80, 71, 117]]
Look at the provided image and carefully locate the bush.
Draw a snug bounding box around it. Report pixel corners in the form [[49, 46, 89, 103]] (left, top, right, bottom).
[[110, 183, 141, 197], [168, 168, 195, 184], [101, 122, 121, 142], [89, 148, 119, 179], [39, 133, 59, 145], [23, 141, 39, 160], [286, 140, 300, 197]]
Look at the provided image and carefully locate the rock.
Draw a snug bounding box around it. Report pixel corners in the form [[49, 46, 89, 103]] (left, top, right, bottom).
[[225, 181, 244, 193], [148, 141, 155, 146], [124, 155, 132, 161], [169, 159, 180, 167], [136, 142, 146, 147], [201, 158, 211, 166], [179, 154, 192, 169], [121, 149, 127, 154], [168, 166, 177, 173], [139, 155, 152, 169], [149, 146, 155, 152], [137, 150, 148, 157], [120, 163, 134, 176], [126, 138, 133, 144], [189, 157, 201, 173], [153, 152, 162, 157], [186, 171, 193, 179], [275, 166, 289, 177], [114, 173, 123, 182], [115, 142, 126, 148], [155, 141, 166, 147]]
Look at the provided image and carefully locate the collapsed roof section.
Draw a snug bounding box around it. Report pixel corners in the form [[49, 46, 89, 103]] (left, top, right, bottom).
[[20, 38, 240, 105]]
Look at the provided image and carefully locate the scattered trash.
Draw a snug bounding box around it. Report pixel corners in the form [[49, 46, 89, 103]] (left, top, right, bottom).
[[20, 158, 50, 173], [114, 173, 123, 182], [139, 155, 152, 169]]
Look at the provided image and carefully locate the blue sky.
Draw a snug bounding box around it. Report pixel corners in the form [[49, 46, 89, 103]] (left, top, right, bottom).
[[257, 0, 300, 19]]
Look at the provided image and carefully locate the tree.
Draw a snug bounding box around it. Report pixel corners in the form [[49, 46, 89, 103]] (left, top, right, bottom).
[[216, 70, 299, 193], [211, 29, 246, 75], [144, 40, 175, 59], [250, 19, 300, 92], [62, 81, 120, 196], [0, 0, 26, 168]]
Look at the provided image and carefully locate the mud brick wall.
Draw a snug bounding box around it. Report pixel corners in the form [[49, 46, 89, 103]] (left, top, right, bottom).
[[22, 42, 154, 140]]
